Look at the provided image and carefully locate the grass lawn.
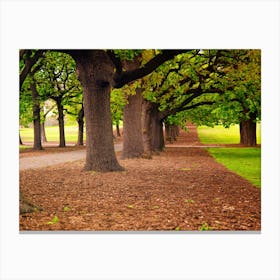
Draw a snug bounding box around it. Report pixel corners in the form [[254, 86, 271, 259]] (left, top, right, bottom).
[[20, 125, 86, 143], [197, 124, 261, 187], [207, 148, 261, 188], [20, 124, 122, 143], [197, 123, 261, 145], [19, 145, 33, 152]]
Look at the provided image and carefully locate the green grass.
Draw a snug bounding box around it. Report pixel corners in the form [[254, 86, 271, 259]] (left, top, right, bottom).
[[20, 125, 86, 143], [197, 123, 261, 145], [20, 123, 122, 143], [207, 148, 261, 187], [197, 124, 261, 187], [19, 145, 33, 151]]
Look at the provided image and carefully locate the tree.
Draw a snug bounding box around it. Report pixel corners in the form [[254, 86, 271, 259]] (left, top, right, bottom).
[[20, 50, 44, 88], [180, 50, 261, 146], [36, 51, 82, 147], [20, 51, 46, 150], [221, 50, 261, 146], [29, 78, 43, 150], [63, 94, 84, 146], [61, 49, 189, 171], [40, 102, 56, 143], [110, 88, 125, 138], [140, 50, 218, 151], [76, 104, 84, 146], [121, 55, 144, 159], [19, 50, 45, 214]]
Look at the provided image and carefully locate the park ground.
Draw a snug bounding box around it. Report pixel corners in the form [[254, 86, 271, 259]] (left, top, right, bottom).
[[19, 125, 261, 231]]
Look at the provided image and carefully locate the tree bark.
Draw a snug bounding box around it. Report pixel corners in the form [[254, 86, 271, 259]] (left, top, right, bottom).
[[240, 114, 257, 146], [55, 98, 66, 147], [74, 50, 123, 172], [30, 81, 43, 150], [122, 88, 144, 159], [41, 122, 47, 143], [151, 106, 165, 152], [141, 99, 153, 158], [76, 105, 84, 146]]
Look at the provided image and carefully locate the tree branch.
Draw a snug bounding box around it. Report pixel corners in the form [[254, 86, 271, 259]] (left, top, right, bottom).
[[113, 50, 192, 88], [106, 50, 123, 75], [20, 50, 45, 89]]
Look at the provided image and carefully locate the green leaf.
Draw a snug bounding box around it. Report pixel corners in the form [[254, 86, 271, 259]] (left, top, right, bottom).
[[198, 222, 212, 231], [47, 215, 59, 225]]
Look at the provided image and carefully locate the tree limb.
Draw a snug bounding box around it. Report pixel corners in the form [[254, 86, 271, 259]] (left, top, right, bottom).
[[106, 50, 123, 75], [20, 50, 45, 89], [113, 50, 192, 88]]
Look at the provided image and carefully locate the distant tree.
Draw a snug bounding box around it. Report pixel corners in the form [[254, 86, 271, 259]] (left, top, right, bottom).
[[179, 50, 261, 146], [20, 50, 45, 149], [35, 51, 82, 147], [110, 88, 126, 138]]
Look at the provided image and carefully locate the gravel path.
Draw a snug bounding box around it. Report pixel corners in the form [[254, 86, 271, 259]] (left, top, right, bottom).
[[20, 143, 123, 171]]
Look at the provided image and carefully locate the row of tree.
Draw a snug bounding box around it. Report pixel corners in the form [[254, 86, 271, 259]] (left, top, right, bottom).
[[20, 49, 261, 172]]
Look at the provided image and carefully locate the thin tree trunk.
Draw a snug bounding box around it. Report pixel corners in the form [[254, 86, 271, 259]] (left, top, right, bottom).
[[122, 88, 144, 159], [41, 122, 47, 142], [116, 123, 121, 137], [141, 99, 153, 158], [240, 115, 257, 146], [56, 99, 66, 147], [19, 133, 23, 145], [76, 105, 84, 146], [74, 50, 123, 172], [30, 81, 42, 150]]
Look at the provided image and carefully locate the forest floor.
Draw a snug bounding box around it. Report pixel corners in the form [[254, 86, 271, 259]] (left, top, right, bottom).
[[19, 125, 261, 231]]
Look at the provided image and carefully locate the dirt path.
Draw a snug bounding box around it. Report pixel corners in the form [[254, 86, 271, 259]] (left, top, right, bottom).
[[20, 143, 123, 170], [20, 125, 261, 231]]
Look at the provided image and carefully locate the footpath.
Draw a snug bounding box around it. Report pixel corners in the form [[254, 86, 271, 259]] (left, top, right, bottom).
[[19, 124, 220, 171], [20, 143, 123, 171]]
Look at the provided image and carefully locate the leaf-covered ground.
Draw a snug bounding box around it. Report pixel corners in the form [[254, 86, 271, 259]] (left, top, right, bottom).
[[20, 128, 261, 231]]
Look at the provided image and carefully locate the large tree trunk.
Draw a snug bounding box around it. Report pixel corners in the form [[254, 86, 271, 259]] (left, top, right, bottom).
[[151, 106, 165, 152], [76, 105, 84, 146], [41, 122, 47, 143], [56, 98, 66, 147], [122, 88, 144, 159], [30, 82, 42, 150], [74, 50, 123, 172], [240, 114, 257, 146], [141, 99, 153, 158], [122, 56, 144, 159]]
